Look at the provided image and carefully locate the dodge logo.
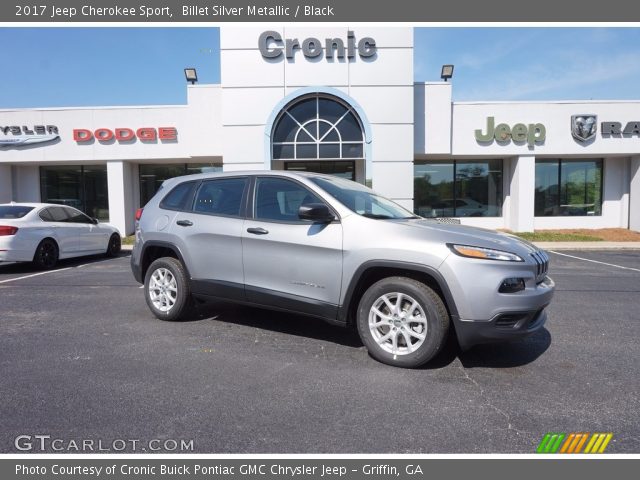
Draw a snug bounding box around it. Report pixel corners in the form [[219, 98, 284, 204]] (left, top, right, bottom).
[[571, 115, 597, 142]]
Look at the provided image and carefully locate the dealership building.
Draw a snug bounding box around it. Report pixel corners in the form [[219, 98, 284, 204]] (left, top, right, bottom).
[[1, 27, 639, 236]]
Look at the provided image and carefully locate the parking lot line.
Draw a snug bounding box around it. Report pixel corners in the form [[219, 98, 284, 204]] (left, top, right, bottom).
[[0, 267, 73, 284], [548, 250, 640, 273], [0, 256, 127, 285]]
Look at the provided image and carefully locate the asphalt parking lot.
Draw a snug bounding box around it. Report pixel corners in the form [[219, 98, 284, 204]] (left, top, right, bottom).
[[0, 250, 638, 453]]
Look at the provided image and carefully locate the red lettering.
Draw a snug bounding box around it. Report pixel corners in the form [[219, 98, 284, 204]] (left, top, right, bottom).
[[73, 129, 93, 142], [136, 128, 157, 141], [115, 128, 135, 141], [158, 127, 177, 140], [94, 128, 114, 141], [74, 127, 177, 143]]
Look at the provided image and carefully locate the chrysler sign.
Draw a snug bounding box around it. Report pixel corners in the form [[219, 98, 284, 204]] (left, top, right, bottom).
[[0, 125, 59, 147], [259, 31, 377, 60]]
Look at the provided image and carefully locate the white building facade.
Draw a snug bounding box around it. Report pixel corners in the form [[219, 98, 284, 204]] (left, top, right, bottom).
[[1, 27, 639, 236]]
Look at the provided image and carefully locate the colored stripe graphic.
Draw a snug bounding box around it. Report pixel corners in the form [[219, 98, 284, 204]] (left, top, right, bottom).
[[537, 433, 613, 453], [537, 433, 565, 453], [584, 433, 613, 453]]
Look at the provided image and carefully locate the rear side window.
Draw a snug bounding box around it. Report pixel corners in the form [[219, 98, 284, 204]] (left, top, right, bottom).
[[160, 181, 197, 211], [193, 178, 248, 217], [0, 206, 34, 219], [46, 206, 69, 222], [39, 209, 54, 222]]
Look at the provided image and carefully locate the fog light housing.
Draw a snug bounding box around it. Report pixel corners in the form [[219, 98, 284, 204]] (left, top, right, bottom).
[[499, 277, 525, 293]]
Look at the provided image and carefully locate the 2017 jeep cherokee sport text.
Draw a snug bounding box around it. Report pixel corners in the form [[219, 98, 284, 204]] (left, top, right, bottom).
[[131, 171, 554, 368]]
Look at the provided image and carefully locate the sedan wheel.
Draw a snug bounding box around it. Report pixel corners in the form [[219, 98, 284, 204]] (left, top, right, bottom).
[[33, 239, 59, 270], [106, 233, 121, 257]]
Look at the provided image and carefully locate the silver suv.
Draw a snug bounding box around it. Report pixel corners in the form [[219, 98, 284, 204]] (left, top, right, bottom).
[[131, 171, 554, 368]]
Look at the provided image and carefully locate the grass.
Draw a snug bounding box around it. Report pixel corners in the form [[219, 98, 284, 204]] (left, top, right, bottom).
[[122, 235, 136, 246], [512, 231, 602, 242]]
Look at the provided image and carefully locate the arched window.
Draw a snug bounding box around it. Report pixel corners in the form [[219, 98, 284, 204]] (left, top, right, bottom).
[[271, 94, 365, 160]]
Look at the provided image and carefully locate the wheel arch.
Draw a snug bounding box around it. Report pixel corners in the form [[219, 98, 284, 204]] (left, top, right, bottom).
[[339, 261, 460, 328], [140, 241, 190, 281]]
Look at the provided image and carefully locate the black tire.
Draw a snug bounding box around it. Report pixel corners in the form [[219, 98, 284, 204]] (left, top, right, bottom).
[[32, 238, 59, 270], [356, 276, 450, 368], [105, 233, 122, 257], [144, 257, 192, 321]]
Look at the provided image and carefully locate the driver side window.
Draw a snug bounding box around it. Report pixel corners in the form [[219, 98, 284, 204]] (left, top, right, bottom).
[[254, 177, 323, 223]]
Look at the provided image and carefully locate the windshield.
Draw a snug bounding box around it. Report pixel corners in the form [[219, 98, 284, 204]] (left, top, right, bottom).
[[310, 177, 417, 220], [0, 206, 34, 219]]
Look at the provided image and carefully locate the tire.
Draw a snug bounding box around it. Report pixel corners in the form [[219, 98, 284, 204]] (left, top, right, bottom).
[[32, 238, 59, 270], [105, 233, 122, 257], [356, 276, 450, 368], [144, 257, 192, 321]]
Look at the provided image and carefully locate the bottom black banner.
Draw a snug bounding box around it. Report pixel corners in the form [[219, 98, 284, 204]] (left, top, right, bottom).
[[2, 458, 636, 480]]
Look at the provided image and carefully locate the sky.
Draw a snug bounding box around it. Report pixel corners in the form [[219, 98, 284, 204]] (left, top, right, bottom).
[[1, 27, 639, 108]]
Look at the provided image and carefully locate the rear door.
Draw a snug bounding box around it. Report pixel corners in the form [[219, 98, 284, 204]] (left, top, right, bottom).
[[41, 206, 81, 254], [242, 176, 343, 318], [170, 177, 249, 301]]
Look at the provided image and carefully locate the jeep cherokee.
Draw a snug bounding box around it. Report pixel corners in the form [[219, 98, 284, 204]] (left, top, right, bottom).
[[131, 171, 554, 368]]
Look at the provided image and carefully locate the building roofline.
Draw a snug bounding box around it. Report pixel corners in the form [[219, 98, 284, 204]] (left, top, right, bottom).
[[454, 99, 640, 105]]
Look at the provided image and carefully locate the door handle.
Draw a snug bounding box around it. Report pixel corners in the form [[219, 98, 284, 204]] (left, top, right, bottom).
[[176, 220, 193, 227], [247, 227, 269, 235]]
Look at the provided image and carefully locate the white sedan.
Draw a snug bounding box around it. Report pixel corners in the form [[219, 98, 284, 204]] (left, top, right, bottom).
[[0, 203, 121, 269]]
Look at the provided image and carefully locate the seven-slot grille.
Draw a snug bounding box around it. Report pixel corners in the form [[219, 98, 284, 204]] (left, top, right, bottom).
[[531, 250, 549, 283]]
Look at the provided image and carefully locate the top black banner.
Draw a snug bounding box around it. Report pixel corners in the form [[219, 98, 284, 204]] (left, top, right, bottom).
[[4, 0, 640, 22]]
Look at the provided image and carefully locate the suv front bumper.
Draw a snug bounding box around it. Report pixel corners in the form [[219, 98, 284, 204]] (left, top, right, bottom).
[[453, 275, 554, 350]]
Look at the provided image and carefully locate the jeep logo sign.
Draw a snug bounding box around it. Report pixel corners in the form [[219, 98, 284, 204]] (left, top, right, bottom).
[[259, 30, 377, 60], [475, 117, 546, 148]]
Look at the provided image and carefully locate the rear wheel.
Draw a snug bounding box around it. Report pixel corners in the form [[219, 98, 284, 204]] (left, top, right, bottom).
[[356, 276, 449, 368], [105, 233, 121, 257], [33, 238, 59, 270], [144, 257, 192, 321]]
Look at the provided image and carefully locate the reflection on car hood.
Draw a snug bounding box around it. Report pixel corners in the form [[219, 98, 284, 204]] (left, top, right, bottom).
[[397, 218, 540, 256]]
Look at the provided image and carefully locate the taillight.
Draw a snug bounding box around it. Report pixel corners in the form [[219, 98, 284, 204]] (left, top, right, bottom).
[[0, 226, 19, 236], [135, 208, 144, 221]]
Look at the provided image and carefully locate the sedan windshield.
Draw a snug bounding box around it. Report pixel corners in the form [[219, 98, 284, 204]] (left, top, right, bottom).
[[310, 176, 417, 220], [0, 206, 34, 219]]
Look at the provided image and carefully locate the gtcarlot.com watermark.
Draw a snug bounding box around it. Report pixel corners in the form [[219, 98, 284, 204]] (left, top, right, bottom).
[[14, 435, 194, 452]]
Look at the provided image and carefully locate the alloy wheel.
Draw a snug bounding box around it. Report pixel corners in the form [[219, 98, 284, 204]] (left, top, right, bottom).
[[148, 267, 178, 312], [368, 292, 428, 355]]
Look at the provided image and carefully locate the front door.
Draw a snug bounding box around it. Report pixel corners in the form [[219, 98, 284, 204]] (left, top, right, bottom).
[[242, 176, 343, 318]]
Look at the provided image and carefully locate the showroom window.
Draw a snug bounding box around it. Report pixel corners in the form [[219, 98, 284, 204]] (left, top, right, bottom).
[[414, 160, 503, 217], [139, 163, 222, 206], [40, 165, 109, 221], [535, 159, 603, 216], [272, 95, 365, 160]]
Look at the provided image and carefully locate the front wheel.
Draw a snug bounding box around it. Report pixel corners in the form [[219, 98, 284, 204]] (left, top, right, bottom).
[[105, 233, 121, 257], [356, 277, 450, 368], [144, 257, 192, 321]]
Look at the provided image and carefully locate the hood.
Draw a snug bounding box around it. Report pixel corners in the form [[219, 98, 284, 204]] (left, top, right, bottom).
[[397, 218, 540, 257]]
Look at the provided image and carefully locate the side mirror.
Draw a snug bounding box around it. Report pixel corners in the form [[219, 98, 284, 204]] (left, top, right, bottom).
[[92, 218, 99, 225], [298, 203, 335, 223]]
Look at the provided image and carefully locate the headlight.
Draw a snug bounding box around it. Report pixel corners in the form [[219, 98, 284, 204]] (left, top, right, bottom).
[[447, 244, 524, 262]]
